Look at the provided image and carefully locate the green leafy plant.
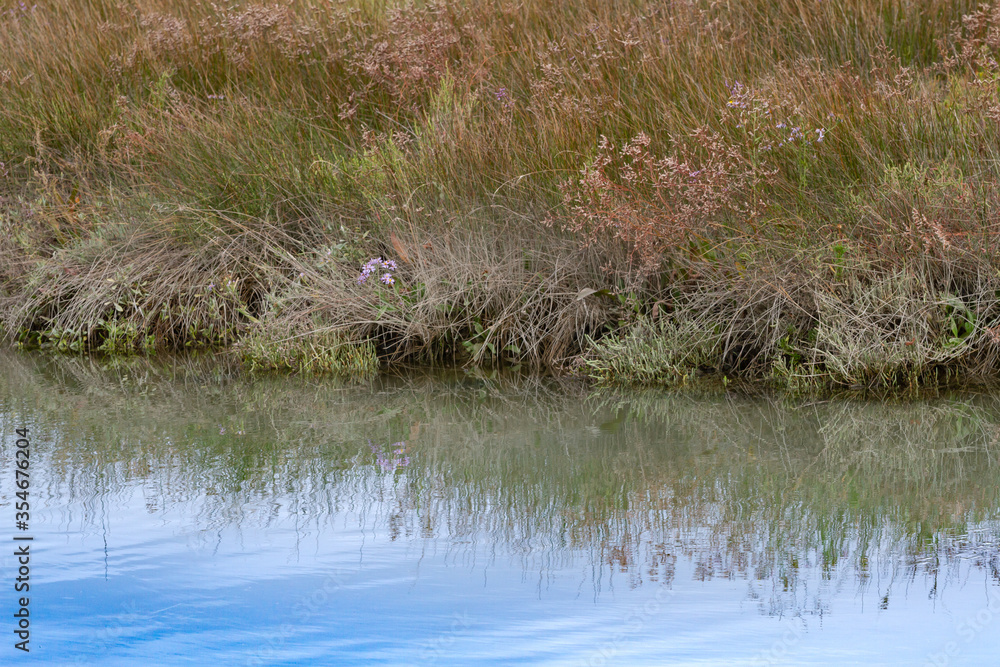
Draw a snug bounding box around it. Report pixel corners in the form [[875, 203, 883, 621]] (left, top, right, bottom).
[[942, 295, 977, 349]]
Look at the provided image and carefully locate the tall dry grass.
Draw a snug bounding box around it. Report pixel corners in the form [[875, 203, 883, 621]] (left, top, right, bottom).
[[3, 0, 1000, 385]]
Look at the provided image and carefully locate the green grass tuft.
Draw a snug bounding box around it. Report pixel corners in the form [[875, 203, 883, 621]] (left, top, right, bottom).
[[237, 326, 378, 376]]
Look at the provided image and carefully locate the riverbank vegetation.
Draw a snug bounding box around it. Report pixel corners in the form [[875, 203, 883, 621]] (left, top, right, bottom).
[[4, 0, 1000, 389]]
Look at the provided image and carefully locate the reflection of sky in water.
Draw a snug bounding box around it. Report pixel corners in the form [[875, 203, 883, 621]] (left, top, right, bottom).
[[0, 355, 998, 665], [5, 471, 996, 666]]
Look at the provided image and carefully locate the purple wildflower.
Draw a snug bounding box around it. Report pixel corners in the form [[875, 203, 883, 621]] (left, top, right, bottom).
[[726, 81, 749, 109], [357, 257, 382, 284], [495, 87, 514, 113], [358, 257, 398, 285]]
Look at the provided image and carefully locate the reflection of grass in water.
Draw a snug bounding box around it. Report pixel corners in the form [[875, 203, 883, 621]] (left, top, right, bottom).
[[0, 352, 998, 610]]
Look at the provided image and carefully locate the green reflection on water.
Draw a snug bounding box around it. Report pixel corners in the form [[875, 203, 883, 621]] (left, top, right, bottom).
[[1, 352, 998, 611]]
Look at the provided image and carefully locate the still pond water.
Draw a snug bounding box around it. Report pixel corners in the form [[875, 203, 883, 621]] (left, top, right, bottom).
[[1, 352, 999, 666]]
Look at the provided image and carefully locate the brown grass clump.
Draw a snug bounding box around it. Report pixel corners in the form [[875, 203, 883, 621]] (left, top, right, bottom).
[[255, 218, 619, 369]]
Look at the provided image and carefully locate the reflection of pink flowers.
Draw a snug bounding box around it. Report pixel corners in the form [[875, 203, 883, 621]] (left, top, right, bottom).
[[369, 440, 411, 471]]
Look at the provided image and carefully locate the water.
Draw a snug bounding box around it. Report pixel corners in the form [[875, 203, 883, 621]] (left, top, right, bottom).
[[1, 352, 999, 665]]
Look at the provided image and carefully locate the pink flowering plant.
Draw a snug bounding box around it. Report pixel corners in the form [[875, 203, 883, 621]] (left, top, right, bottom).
[[555, 80, 837, 275], [556, 128, 769, 275]]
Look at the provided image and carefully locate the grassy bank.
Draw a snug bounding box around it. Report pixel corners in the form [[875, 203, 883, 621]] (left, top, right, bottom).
[[4, 0, 1000, 389]]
